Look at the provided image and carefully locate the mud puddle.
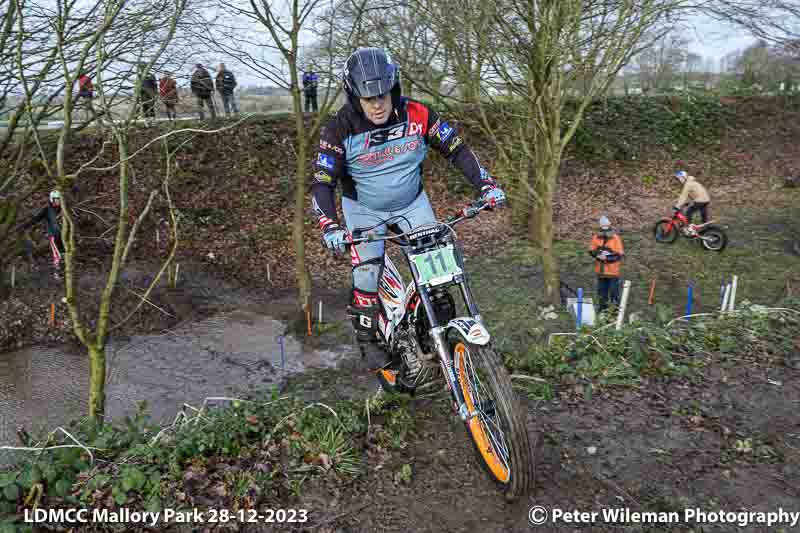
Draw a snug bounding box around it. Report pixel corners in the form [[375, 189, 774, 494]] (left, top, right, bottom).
[[0, 309, 352, 463]]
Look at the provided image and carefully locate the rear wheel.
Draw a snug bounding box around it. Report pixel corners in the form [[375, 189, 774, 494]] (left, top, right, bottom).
[[699, 226, 727, 252], [449, 331, 533, 501], [653, 219, 678, 243]]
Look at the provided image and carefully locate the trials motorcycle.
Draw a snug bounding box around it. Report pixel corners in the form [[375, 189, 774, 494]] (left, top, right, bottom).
[[344, 198, 533, 501], [653, 205, 728, 252]]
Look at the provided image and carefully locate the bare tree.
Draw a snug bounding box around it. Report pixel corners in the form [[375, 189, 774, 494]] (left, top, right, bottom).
[[703, 1, 800, 47], [203, 0, 367, 319], [632, 32, 690, 92], [13, 0, 196, 421], [721, 39, 800, 89], [476, 0, 686, 304], [0, 0, 106, 294], [306, 0, 449, 103]]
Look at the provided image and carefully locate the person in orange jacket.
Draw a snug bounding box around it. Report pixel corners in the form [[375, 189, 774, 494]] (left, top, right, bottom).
[[589, 215, 624, 312]]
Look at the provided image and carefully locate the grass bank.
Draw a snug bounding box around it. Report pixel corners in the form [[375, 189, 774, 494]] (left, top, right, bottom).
[[0, 389, 416, 532], [465, 189, 799, 398]]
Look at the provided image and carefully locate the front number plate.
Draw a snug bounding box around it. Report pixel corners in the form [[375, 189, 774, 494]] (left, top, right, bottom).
[[409, 245, 462, 286]]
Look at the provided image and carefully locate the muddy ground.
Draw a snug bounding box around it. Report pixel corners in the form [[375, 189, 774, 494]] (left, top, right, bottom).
[[4, 189, 800, 532], [274, 356, 799, 533], [3, 100, 799, 531]]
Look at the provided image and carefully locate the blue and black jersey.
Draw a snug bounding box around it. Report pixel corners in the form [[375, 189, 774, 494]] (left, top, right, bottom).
[[311, 97, 491, 227]]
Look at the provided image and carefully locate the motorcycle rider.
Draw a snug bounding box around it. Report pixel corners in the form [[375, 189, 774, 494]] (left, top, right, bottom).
[[674, 170, 711, 236], [311, 47, 506, 392]]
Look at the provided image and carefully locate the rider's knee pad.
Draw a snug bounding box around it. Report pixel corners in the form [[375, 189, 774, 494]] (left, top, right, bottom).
[[351, 257, 383, 295]]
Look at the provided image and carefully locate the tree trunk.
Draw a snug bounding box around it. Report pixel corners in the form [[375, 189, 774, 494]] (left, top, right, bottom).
[[88, 343, 106, 421], [529, 163, 560, 306], [292, 84, 311, 317]]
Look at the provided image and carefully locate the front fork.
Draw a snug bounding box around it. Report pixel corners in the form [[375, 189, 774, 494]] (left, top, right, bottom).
[[418, 281, 481, 422]]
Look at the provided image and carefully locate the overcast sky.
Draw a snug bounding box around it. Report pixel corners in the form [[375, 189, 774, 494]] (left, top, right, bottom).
[[686, 13, 759, 66], [220, 12, 759, 89]]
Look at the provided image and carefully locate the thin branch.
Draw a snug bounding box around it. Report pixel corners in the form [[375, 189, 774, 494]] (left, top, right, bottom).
[[86, 115, 254, 172]]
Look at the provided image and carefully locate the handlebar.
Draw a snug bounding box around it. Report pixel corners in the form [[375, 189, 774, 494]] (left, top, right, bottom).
[[347, 198, 498, 246]]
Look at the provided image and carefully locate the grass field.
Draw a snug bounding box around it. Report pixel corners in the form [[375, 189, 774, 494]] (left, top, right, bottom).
[[468, 188, 800, 355]]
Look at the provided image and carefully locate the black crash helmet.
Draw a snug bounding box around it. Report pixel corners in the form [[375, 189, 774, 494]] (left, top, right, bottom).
[[343, 47, 402, 116]]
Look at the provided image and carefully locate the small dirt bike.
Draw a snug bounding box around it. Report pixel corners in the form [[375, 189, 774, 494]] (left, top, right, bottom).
[[345, 198, 533, 501], [653, 206, 728, 252]]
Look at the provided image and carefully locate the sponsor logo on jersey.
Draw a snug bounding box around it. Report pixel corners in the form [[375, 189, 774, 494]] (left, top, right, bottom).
[[436, 121, 454, 142], [317, 153, 335, 170], [366, 124, 406, 147], [314, 171, 333, 184], [319, 140, 344, 154], [356, 140, 422, 166], [447, 136, 463, 154], [408, 121, 424, 136]]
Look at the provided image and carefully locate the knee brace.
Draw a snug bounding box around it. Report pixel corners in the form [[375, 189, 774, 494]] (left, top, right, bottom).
[[349, 256, 383, 340]]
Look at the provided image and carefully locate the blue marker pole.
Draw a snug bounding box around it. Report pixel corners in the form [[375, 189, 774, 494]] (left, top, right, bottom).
[[576, 288, 583, 330], [686, 284, 694, 317], [278, 335, 285, 372]]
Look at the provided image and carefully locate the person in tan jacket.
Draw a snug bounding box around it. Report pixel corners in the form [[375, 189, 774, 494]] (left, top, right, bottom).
[[674, 170, 711, 234]]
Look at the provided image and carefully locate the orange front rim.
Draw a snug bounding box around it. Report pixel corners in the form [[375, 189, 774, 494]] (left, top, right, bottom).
[[455, 343, 511, 483]]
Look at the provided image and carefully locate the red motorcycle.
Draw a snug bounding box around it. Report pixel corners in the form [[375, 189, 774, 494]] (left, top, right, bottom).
[[653, 206, 728, 252]]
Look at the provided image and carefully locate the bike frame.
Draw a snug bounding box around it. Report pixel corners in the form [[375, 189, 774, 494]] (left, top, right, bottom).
[[665, 208, 717, 237], [349, 201, 494, 421]]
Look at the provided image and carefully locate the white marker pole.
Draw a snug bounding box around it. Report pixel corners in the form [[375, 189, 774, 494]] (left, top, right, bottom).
[[267, 264, 271, 284], [319, 300, 323, 324], [615, 280, 631, 330], [721, 283, 731, 312], [728, 275, 738, 312], [10, 265, 15, 289]]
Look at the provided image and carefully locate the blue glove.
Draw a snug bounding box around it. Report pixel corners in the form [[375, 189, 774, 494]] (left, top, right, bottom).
[[481, 184, 506, 208], [322, 224, 348, 256]]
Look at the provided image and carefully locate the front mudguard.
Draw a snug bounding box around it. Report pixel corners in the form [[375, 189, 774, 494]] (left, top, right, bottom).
[[445, 317, 491, 345]]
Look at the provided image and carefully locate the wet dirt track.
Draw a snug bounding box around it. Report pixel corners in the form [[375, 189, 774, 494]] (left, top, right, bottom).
[[0, 308, 351, 464]]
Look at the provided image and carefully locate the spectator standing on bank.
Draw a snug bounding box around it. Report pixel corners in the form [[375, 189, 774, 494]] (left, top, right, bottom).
[[159, 72, 179, 121], [190, 63, 216, 120], [140, 65, 158, 124], [76, 71, 96, 123], [215, 63, 238, 116], [302, 70, 318, 113]]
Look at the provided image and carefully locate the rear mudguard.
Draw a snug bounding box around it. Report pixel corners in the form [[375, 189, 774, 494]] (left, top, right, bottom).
[[698, 223, 726, 233], [446, 317, 491, 345]]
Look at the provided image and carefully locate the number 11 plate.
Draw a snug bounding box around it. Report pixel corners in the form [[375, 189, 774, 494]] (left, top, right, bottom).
[[410, 245, 462, 286]]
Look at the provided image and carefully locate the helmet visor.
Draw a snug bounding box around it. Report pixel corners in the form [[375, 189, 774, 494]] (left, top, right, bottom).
[[346, 49, 398, 98]]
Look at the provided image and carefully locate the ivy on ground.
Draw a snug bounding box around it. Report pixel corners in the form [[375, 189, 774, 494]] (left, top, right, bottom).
[[0, 390, 415, 532]]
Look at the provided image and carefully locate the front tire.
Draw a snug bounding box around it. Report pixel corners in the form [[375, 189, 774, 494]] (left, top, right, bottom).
[[448, 331, 534, 501], [699, 226, 727, 252], [653, 219, 678, 243]]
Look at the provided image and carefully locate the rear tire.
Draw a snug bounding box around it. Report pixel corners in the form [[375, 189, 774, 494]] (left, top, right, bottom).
[[699, 226, 727, 252], [448, 331, 534, 501], [653, 219, 678, 243]]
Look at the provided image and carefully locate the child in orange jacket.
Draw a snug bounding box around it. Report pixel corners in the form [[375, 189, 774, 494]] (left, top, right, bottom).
[[589, 215, 624, 312]]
